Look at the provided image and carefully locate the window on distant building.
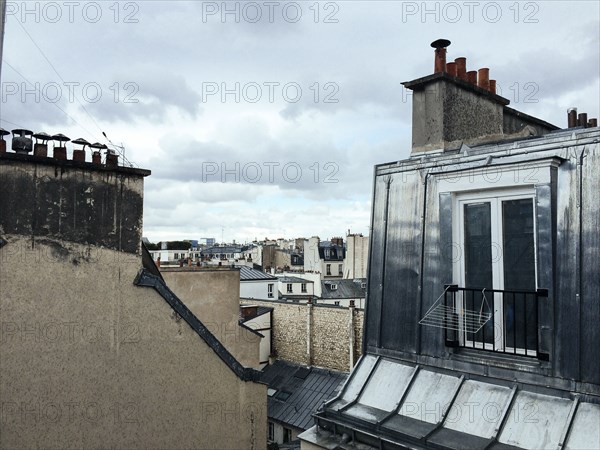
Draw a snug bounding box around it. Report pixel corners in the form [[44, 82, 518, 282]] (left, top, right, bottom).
[[324, 249, 330, 258], [330, 283, 337, 290], [335, 301, 340, 306], [174, 253, 179, 259], [338, 264, 343, 276], [454, 189, 537, 355], [326, 264, 331, 275], [283, 427, 292, 443], [268, 284, 274, 298], [287, 283, 293, 293], [268, 422, 275, 441], [301, 283, 307, 293]]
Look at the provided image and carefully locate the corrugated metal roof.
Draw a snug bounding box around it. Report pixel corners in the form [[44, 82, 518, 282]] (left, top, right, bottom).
[[279, 276, 313, 283], [261, 360, 347, 431], [239, 266, 278, 281]]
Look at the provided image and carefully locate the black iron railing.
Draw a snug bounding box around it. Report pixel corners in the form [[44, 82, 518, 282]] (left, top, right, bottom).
[[443, 284, 548, 360]]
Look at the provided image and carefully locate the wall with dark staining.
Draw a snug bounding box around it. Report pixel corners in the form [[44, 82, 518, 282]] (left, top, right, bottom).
[[0, 236, 267, 450], [0, 154, 148, 254], [364, 127, 600, 396]]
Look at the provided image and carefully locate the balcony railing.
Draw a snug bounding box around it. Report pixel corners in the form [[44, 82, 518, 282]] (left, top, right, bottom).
[[419, 284, 548, 360], [440, 285, 548, 360]]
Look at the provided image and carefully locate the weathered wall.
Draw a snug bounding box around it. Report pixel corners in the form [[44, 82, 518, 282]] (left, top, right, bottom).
[[0, 236, 267, 450], [0, 155, 148, 254], [161, 268, 261, 369], [241, 299, 363, 372]]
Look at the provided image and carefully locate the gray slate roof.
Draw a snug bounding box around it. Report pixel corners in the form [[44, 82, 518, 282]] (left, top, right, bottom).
[[321, 278, 366, 299], [261, 360, 347, 431], [239, 266, 278, 281]]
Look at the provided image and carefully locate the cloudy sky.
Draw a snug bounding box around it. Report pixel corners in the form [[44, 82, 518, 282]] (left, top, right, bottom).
[[1, 1, 598, 244]]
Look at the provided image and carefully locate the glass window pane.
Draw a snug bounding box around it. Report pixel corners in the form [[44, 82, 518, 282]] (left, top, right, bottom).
[[464, 203, 493, 289], [502, 199, 536, 351]]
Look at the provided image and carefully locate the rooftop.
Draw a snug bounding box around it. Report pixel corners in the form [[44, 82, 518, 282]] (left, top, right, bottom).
[[261, 360, 347, 431]]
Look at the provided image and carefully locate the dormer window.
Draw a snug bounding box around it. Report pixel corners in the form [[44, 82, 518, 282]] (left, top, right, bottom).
[[331, 283, 337, 290]]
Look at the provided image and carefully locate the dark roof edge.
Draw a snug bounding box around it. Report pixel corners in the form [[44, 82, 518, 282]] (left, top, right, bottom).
[[0, 152, 151, 177], [402, 72, 511, 106], [134, 268, 262, 382], [239, 322, 264, 337], [504, 105, 560, 130]]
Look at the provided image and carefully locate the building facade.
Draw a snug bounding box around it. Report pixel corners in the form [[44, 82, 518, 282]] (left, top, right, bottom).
[[301, 40, 599, 449], [0, 144, 266, 449]]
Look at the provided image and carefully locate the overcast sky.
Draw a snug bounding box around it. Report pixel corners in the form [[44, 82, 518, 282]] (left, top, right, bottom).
[[1, 1, 598, 244]]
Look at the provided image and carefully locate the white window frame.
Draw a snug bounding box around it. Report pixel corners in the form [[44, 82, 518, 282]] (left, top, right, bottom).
[[267, 283, 274, 298], [453, 187, 538, 354], [286, 283, 293, 293]]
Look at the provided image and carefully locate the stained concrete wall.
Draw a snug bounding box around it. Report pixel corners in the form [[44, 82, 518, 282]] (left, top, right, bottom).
[[241, 299, 363, 372], [161, 268, 261, 369], [0, 236, 267, 450]]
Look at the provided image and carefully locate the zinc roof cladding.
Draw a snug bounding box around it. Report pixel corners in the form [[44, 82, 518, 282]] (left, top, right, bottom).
[[239, 266, 278, 281], [261, 360, 347, 431], [319, 355, 600, 449], [278, 276, 313, 284], [321, 279, 367, 299], [202, 245, 243, 254]]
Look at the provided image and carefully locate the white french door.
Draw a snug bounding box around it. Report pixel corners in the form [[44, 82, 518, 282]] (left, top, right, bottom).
[[455, 189, 537, 354]]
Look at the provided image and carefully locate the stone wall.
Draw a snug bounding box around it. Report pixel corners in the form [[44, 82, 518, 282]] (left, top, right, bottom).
[[241, 299, 364, 372]]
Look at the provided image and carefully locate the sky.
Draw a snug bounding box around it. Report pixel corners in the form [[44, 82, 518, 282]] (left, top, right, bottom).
[[1, 1, 598, 244]]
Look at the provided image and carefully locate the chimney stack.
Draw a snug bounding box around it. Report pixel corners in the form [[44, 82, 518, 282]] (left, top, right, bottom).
[[52, 134, 70, 160], [467, 70, 478, 85], [71, 138, 90, 162], [568, 108, 578, 128], [0, 128, 9, 155], [578, 113, 588, 128], [431, 39, 451, 74], [90, 142, 106, 164], [33, 132, 51, 157], [455, 57, 467, 80], [477, 68, 490, 91]]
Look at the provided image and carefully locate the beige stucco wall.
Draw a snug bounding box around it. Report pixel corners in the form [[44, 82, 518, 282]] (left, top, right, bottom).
[[241, 300, 363, 372], [161, 268, 261, 369], [0, 236, 266, 449]]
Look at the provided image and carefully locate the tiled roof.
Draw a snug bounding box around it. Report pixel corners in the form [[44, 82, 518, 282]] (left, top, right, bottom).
[[261, 360, 347, 431]]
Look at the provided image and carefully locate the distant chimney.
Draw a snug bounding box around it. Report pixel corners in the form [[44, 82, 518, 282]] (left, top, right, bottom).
[[0, 128, 9, 154], [568, 108, 578, 128], [71, 138, 90, 162], [33, 132, 50, 157], [578, 113, 588, 127], [90, 142, 106, 164], [52, 134, 70, 160]]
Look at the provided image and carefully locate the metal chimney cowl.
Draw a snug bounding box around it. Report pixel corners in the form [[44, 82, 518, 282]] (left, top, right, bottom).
[[12, 129, 33, 154]]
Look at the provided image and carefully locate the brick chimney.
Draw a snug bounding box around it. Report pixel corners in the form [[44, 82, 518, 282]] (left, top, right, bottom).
[[402, 40, 559, 154], [0, 131, 151, 254]]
